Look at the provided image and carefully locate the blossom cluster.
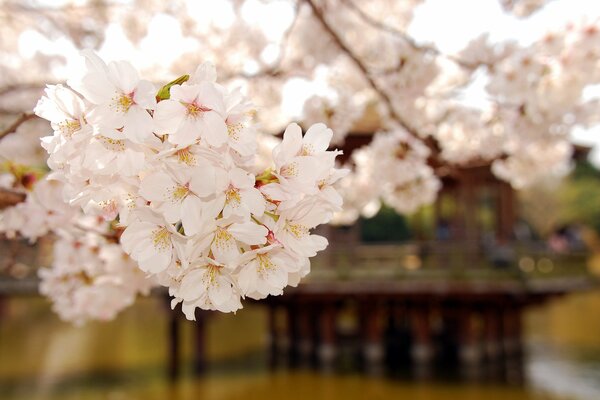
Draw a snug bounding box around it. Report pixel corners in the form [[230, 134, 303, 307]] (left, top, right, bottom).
[[39, 233, 154, 326], [333, 128, 440, 224], [0, 178, 152, 324], [33, 51, 344, 319]]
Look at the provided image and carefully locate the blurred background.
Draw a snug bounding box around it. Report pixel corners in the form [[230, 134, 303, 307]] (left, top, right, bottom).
[[2, 0, 600, 399]]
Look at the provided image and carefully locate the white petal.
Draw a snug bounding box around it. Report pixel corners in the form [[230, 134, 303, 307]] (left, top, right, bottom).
[[229, 222, 268, 245]]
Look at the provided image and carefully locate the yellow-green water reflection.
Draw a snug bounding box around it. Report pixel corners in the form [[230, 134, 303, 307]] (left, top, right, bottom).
[[2, 292, 600, 400]]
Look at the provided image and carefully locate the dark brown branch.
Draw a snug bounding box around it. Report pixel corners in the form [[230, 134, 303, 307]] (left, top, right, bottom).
[[0, 188, 26, 209], [341, 0, 489, 70], [0, 113, 36, 140], [303, 0, 421, 138]]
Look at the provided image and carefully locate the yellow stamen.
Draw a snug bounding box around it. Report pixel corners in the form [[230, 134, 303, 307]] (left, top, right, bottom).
[[185, 103, 210, 118], [225, 185, 241, 207], [285, 222, 308, 239], [175, 147, 196, 166], [151, 227, 170, 251], [99, 136, 126, 152], [227, 122, 244, 140], [280, 162, 298, 178], [257, 253, 276, 274], [57, 120, 81, 138], [169, 184, 189, 202], [113, 93, 134, 113]]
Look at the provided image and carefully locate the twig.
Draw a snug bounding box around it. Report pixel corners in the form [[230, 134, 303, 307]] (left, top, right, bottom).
[[303, 0, 422, 138], [0, 188, 26, 209], [0, 113, 36, 140], [341, 0, 486, 70]]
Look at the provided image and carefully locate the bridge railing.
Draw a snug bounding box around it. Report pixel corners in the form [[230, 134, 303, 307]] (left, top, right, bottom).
[[308, 241, 590, 282]]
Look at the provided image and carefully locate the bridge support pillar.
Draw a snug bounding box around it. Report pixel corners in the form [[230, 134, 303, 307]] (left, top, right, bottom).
[[362, 301, 385, 372], [318, 304, 337, 369], [410, 307, 434, 366], [458, 309, 483, 376]]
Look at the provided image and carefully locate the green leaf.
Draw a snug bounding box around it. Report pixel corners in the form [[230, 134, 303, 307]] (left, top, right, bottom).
[[156, 74, 190, 101]]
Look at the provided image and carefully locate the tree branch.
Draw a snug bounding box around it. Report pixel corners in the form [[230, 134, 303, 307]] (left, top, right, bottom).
[[341, 0, 486, 70], [0, 188, 26, 209], [0, 113, 36, 140], [303, 0, 422, 138]]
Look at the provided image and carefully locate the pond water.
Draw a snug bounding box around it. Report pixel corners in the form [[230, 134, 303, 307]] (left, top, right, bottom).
[[1, 291, 600, 400]]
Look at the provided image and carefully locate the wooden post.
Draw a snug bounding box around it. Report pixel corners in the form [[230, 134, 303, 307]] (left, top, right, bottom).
[[483, 307, 502, 361], [193, 311, 207, 374], [267, 304, 278, 368], [363, 301, 385, 369], [297, 304, 314, 364], [497, 182, 516, 242], [410, 307, 433, 365], [503, 305, 523, 358], [318, 303, 337, 367], [458, 308, 482, 367], [284, 303, 298, 364], [167, 304, 180, 381]]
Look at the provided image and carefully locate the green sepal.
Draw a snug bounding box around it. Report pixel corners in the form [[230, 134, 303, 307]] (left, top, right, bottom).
[[156, 74, 190, 101]]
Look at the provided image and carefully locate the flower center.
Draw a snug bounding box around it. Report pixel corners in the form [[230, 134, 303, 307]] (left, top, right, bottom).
[[300, 144, 314, 156], [175, 147, 196, 166], [58, 119, 81, 138], [99, 136, 126, 152], [285, 222, 308, 239], [213, 227, 233, 249], [151, 227, 171, 251], [280, 162, 298, 178], [114, 93, 134, 113], [227, 122, 243, 140], [257, 253, 276, 274], [186, 103, 211, 118], [169, 184, 190, 202], [225, 185, 241, 207]]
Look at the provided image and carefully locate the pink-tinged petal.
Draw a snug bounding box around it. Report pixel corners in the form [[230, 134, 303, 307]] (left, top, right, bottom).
[[153, 100, 186, 134], [123, 106, 154, 143], [189, 162, 217, 197], [180, 196, 205, 236], [229, 168, 254, 189], [119, 148, 145, 176], [274, 123, 303, 166], [68, 50, 114, 103], [87, 104, 124, 129], [133, 80, 157, 110], [179, 269, 208, 302], [120, 221, 152, 254], [203, 195, 226, 221], [259, 182, 293, 202], [208, 274, 232, 306], [211, 231, 239, 264], [107, 60, 140, 93], [190, 62, 217, 84], [307, 234, 328, 254], [170, 84, 202, 103], [139, 172, 175, 202], [197, 82, 226, 114], [238, 260, 259, 295], [170, 119, 201, 146], [303, 123, 333, 154], [200, 111, 228, 147], [320, 186, 343, 209], [229, 222, 268, 245], [241, 188, 265, 216], [264, 261, 288, 288], [137, 245, 172, 273]]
